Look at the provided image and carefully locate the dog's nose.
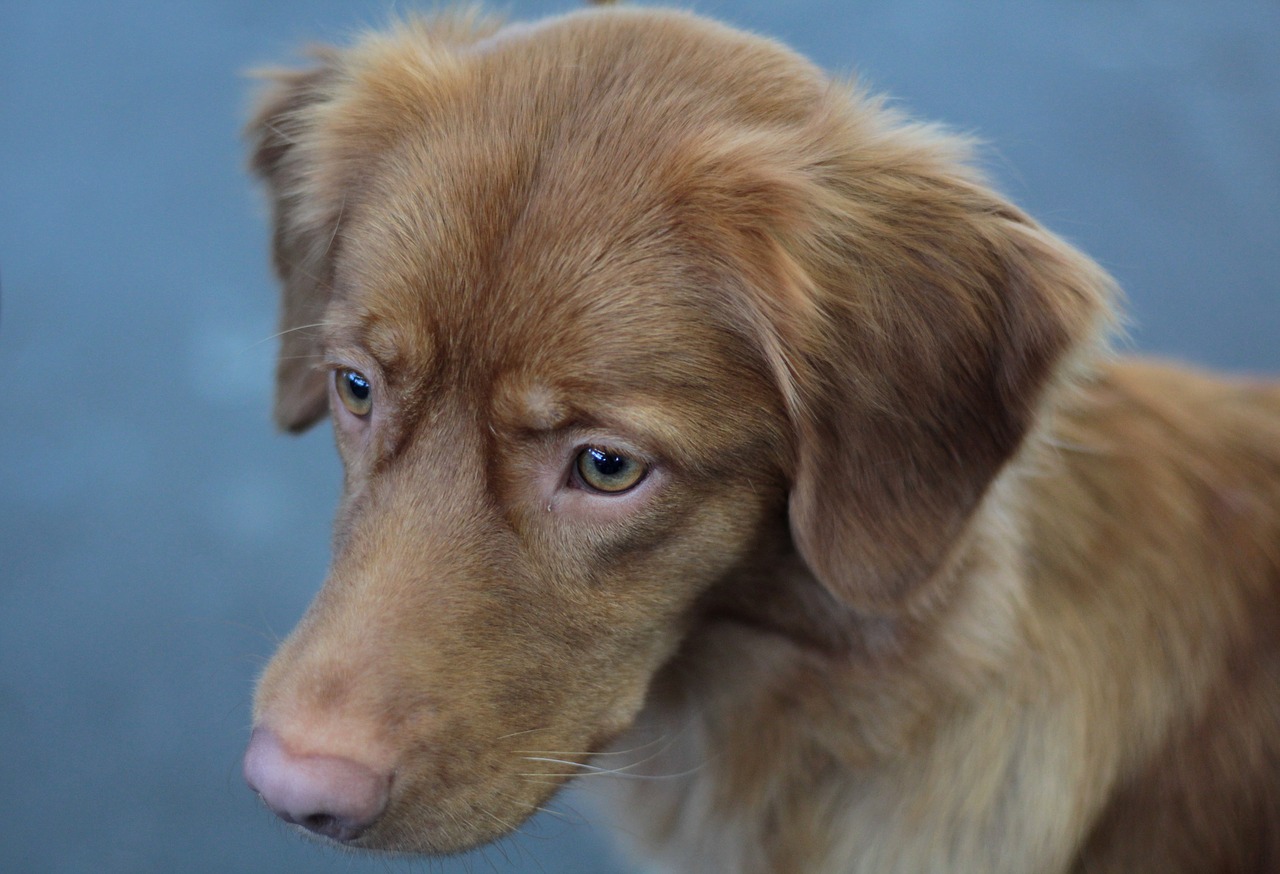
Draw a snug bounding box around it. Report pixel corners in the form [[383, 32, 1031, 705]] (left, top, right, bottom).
[[243, 725, 390, 842]]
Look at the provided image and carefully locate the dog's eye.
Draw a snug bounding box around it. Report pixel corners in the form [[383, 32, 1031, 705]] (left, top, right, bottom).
[[576, 447, 647, 493], [335, 368, 373, 417]]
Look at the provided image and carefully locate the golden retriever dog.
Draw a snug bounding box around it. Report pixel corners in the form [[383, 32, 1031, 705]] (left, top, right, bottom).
[[241, 5, 1280, 871]]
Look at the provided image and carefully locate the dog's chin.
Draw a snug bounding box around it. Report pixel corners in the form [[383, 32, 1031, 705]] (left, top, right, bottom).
[[344, 826, 510, 858], [337, 789, 552, 857], [372, 752, 599, 857]]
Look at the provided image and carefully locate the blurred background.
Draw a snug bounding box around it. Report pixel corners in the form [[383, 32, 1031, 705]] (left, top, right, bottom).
[[1, 1, 1276, 871]]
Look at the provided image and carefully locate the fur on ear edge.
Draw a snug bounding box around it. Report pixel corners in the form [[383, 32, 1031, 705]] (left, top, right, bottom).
[[246, 56, 343, 433]]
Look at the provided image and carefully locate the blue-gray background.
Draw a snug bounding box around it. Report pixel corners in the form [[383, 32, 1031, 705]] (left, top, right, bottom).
[[2, 1, 1277, 871]]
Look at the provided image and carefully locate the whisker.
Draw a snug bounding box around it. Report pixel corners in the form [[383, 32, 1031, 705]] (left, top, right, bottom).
[[207, 615, 288, 647], [516, 714, 709, 783], [516, 748, 637, 757], [496, 726, 558, 742], [515, 730, 674, 760], [518, 756, 707, 781], [272, 354, 327, 364], [491, 790, 584, 827], [251, 322, 329, 347]]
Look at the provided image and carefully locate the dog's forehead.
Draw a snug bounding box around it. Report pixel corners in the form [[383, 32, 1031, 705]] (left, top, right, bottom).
[[334, 201, 747, 409], [323, 10, 822, 289], [332, 136, 712, 356], [325, 24, 809, 365]]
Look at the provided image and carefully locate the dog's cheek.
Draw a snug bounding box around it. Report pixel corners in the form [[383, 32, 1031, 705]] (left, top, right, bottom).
[[567, 474, 783, 670]]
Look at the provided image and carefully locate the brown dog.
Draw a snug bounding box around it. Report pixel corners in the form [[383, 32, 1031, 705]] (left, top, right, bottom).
[[241, 6, 1280, 872]]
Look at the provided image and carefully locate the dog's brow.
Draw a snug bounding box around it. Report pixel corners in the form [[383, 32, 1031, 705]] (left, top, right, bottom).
[[491, 375, 701, 455], [516, 384, 570, 431], [490, 376, 568, 432]]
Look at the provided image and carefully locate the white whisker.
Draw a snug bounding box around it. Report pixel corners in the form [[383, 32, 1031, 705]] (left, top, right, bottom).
[[251, 322, 328, 347], [496, 726, 558, 741], [519, 755, 706, 781]]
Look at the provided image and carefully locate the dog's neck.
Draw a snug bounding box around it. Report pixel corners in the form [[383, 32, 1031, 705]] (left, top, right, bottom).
[[676, 457, 1032, 759]]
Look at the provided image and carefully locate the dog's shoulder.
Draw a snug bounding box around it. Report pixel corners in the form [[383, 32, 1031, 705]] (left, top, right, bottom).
[[1024, 358, 1280, 873]]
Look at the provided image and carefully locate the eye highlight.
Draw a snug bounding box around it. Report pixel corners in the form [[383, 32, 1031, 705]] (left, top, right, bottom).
[[335, 368, 373, 417], [576, 446, 647, 494]]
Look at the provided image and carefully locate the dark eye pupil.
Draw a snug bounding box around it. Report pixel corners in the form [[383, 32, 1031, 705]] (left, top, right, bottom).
[[588, 448, 627, 476], [345, 372, 370, 400]]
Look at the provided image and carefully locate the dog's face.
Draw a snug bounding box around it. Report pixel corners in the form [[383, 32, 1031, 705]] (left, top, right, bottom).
[[244, 7, 1111, 855]]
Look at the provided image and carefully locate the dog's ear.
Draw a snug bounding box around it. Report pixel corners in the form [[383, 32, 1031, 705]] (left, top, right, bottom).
[[791, 205, 1113, 613], [783, 117, 1115, 613], [246, 53, 343, 433], [693, 110, 1115, 613]]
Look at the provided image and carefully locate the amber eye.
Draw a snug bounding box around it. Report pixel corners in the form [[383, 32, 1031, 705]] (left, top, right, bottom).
[[335, 368, 372, 417], [576, 447, 647, 493]]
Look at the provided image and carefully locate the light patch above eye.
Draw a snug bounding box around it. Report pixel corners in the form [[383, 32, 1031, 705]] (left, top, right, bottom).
[[335, 368, 373, 417], [518, 384, 569, 431], [576, 447, 647, 494], [490, 374, 571, 433]]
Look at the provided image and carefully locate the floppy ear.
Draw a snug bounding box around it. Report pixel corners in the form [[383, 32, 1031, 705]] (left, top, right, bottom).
[[769, 113, 1116, 613], [691, 106, 1116, 613], [246, 54, 343, 433]]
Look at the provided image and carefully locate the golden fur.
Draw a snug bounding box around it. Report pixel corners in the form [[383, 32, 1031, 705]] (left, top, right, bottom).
[[244, 6, 1280, 871]]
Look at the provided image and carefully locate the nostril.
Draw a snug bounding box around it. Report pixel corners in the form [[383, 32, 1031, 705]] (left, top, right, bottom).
[[302, 812, 336, 832], [300, 812, 358, 842], [243, 725, 390, 843]]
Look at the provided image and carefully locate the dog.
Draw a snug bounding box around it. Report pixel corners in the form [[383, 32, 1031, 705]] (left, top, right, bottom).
[[241, 5, 1280, 871]]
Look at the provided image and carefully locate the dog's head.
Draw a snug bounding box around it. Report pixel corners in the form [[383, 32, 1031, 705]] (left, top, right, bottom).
[[243, 6, 1113, 855]]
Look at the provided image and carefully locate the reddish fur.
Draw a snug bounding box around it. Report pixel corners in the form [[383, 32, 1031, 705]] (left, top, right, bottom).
[[246, 6, 1280, 871]]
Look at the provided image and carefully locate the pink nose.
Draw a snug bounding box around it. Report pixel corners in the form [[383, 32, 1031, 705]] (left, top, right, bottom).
[[243, 726, 390, 842]]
